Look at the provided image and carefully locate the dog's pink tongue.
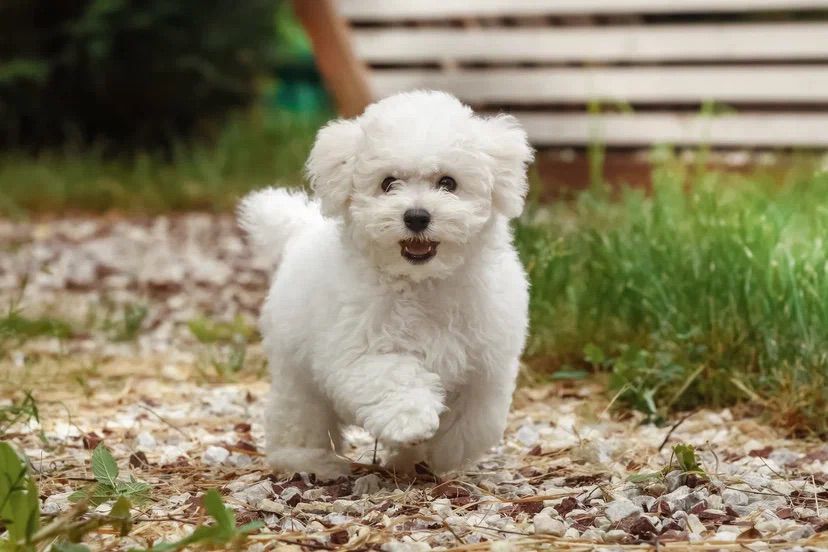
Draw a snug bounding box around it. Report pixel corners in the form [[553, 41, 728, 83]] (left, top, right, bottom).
[[405, 241, 432, 255]]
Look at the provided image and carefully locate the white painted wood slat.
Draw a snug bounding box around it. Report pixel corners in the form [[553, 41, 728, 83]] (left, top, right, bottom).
[[339, 0, 828, 19], [353, 23, 828, 63], [514, 112, 828, 145], [370, 66, 828, 104]]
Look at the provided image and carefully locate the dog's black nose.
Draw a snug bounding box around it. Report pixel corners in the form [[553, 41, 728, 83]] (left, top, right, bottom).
[[403, 208, 431, 232]]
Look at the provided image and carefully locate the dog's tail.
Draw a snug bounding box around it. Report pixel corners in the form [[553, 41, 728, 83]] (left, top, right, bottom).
[[237, 187, 325, 267]]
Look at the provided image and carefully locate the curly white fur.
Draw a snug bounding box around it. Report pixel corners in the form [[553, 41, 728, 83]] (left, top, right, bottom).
[[239, 91, 534, 478]]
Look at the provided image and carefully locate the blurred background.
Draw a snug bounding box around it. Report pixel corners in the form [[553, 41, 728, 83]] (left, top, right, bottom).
[[3, 0, 828, 432]]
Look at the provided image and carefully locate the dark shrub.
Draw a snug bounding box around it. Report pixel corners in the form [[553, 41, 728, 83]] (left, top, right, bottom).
[[0, 0, 278, 150]]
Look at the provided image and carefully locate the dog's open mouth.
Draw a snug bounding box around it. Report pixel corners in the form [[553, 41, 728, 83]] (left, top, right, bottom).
[[399, 239, 439, 264]]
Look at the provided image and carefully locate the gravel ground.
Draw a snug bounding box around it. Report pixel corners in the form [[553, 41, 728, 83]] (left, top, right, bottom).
[[2, 215, 828, 551]]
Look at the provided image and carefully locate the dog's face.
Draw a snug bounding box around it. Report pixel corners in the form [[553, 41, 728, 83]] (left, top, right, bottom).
[[306, 91, 533, 281]]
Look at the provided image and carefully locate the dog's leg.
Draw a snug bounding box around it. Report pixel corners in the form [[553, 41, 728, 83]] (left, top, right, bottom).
[[425, 363, 517, 473], [318, 353, 446, 449], [264, 365, 348, 480]]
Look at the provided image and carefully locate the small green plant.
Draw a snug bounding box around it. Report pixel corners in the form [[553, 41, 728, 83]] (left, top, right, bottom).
[[106, 304, 148, 342], [69, 444, 150, 507], [628, 443, 706, 486], [198, 343, 249, 381], [0, 391, 39, 439], [1, 442, 135, 551], [189, 315, 258, 380], [0, 311, 73, 348], [135, 490, 262, 552], [187, 315, 256, 344], [671, 443, 704, 475]]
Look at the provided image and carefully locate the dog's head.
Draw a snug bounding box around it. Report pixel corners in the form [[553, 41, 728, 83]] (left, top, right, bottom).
[[306, 91, 533, 281]]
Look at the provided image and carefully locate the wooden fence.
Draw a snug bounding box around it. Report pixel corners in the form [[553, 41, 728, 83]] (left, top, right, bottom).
[[304, 0, 828, 147]]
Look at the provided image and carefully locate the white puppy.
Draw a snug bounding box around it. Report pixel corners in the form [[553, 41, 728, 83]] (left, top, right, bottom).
[[239, 90, 533, 478]]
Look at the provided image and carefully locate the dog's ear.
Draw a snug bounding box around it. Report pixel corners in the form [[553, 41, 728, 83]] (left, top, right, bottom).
[[306, 118, 363, 218], [479, 114, 534, 219]]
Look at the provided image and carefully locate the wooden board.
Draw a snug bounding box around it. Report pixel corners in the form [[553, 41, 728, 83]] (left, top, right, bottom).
[[340, 0, 828, 19], [370, 66, 828, 104], [514, 112, 828, 146], [353, 23, 828, 63], [293, 0, 371, 116]]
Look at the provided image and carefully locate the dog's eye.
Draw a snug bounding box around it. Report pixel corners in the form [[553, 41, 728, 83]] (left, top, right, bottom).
[[381, 177, 397, 193], [437, 176, 457, 192]]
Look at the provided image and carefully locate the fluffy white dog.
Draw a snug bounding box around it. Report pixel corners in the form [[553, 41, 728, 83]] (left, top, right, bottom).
[[239, 90, 533, 478]]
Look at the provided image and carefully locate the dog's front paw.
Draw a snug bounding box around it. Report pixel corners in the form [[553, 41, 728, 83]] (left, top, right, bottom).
[[380, 407, 440, 447], [363, 395, 443, 447]]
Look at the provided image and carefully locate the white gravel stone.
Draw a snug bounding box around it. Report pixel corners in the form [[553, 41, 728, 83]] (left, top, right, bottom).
[[663, 485, 692, 512], [632, 495, 655, 511], [515, 424, 540, 446], [231, 480, 272, 506], [742, 473, 771, 489], [201, 445, 229, 465], [258, 498, 285, 514], [722, 488, 749, 506], [605, 499, 641, 522], [768, 449, 801, 466], [686, 514, 706, 535], [580, 528, 605, 542], [665, 470, 683, 491], [780, 524, 815, 541], [431, 498, 453, 518], [604, 529, 630, 542], [228, 453, 252, 467], [280, 517, 306, 532], [353, 473, 382, 495], [280, 486, 302, 504], [532, 514, 565, 536], [593, 516, 611, 530], [135, 430, 156, 449], [715, 525, 741, 542], [42, 491, 74, 514]]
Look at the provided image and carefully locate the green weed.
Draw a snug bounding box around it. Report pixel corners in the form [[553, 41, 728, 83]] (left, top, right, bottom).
[[196, 343, 253, 382], [0, 391, 39, 439], [0, 312, 73, 344], [134, 489, 262, 552], [1, 442, 138, 551], [0, 442, 39, 550], [671, 443, 704, 475], [69, 444, 150, 507], [187, 315, 257, 344], [105, 304, 148, 342], [189, 314, 259, 381]]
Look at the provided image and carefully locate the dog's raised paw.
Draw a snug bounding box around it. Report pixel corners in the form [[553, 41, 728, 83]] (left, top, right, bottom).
[[366, 405, 441, 448]]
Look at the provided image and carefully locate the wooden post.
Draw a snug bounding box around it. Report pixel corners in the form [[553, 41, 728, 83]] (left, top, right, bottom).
[[293, 0, 373, 117]]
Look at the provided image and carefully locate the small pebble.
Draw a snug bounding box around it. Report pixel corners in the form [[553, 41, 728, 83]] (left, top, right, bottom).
[[201, 445, 229, 465], [605, 499, 640, 522], [532, 513, 565, 536], [353, 473, 382, 495]]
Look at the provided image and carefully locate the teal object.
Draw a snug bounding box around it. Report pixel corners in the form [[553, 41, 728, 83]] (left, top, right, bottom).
[[268, 2, 330, 114]]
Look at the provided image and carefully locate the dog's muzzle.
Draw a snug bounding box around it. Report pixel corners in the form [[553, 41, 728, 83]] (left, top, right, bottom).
[[399, 238, 439, 264]]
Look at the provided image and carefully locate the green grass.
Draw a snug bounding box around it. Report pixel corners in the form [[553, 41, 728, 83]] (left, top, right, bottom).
[[188, 315, 257, 344], [0, 109, 325, 216], [517, 156, 828, 435]]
